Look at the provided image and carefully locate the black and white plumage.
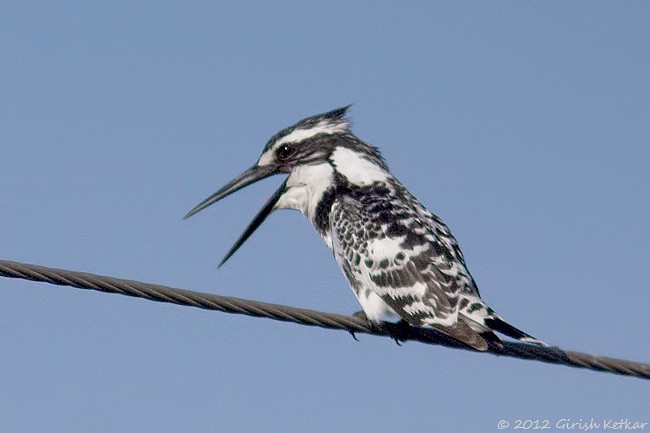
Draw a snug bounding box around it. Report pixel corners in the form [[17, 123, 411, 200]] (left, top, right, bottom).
[[185, 106, 546, 351]]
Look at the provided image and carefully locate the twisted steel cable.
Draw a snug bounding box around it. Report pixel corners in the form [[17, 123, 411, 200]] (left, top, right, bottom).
[[1, 259, 648, 380]]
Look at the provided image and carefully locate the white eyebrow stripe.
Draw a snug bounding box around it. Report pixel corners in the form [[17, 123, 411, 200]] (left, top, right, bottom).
[[275, 121, 348, 147]]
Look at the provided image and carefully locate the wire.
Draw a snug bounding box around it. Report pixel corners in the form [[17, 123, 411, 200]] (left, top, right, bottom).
[[1, 259, 648, 380]]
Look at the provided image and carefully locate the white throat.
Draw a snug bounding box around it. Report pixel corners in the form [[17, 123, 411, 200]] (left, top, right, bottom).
[[274, 162, 334, 224]]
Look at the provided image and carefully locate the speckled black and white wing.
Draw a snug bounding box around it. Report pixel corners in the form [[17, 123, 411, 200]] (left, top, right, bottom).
[[328, 178, 543, 350]]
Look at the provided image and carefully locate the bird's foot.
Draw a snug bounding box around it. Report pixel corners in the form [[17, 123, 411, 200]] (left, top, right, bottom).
[[349, 310, 372, 341], [349, 312, 412, 346], [385, 320, 411, 346]]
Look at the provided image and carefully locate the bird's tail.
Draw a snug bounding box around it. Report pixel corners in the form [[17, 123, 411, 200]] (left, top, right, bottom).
[[432, 321, 499, 352], [458, 295, 547, 347], [484, 316, 547, 346]]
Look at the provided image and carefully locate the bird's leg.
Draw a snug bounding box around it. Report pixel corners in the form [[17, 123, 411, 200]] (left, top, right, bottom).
[[385, 319, 411, 346], [349, 311, 412, 346], [349, 310, 372, 341]]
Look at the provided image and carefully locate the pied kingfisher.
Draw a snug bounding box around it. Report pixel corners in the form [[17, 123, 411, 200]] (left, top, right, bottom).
[[185, 106, 546, 351]]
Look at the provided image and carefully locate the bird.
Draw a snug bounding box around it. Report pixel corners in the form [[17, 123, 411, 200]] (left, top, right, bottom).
[[184, 105, 546, 351]]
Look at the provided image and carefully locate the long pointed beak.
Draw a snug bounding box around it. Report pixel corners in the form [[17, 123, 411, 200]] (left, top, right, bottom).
[[217, 178, 288, 268], [184, 163, 288, 267], [184, 164, 277, 219]]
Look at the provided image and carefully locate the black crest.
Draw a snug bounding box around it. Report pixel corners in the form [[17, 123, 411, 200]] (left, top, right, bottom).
[[263, 105, 352, 152]]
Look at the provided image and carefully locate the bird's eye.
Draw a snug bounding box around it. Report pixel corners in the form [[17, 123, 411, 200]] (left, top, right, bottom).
[[276, 144, 294, 161]]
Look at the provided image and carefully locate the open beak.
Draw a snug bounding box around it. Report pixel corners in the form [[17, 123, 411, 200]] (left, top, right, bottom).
[[217, 177, 288, 267], [184, 164, 287, 267], [184, 164, 278, 219]]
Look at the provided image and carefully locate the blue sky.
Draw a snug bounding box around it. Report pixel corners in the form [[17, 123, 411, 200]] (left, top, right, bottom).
[[1, 2, 648, 432]]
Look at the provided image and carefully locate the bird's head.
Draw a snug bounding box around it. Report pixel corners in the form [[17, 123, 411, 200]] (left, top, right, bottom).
[[184, 105, 388, 266]]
